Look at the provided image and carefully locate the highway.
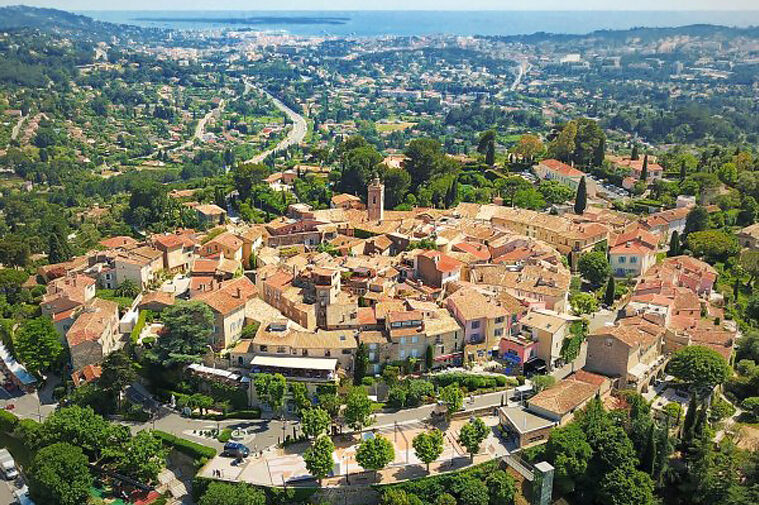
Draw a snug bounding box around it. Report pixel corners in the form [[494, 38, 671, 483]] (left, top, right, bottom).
[[242, 80, 308, 165]]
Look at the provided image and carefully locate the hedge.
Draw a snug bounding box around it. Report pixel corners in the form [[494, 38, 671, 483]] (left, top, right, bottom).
[[192, 476, 317, 504], [431, 373, 512, 391], [190, 409, 261, 421], [130, 309, 152, 344], [153, 430, 216, 461], [0, 410, 19, 434]]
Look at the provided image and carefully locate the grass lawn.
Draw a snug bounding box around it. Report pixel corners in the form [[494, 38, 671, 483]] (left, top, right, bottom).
[[376, 122, 416, 132]]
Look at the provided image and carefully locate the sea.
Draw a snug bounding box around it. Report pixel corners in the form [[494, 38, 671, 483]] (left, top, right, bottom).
[[81, 10, 759, 37]]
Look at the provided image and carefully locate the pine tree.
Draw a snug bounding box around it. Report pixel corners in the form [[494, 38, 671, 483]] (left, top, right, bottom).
[[604, 275, 616, 307], [641, 154, 649, 181], [667, 230, 680, 257], [48, 222, 72, 264], [631, 144, 639, 161], [574, 176, 587, 215]]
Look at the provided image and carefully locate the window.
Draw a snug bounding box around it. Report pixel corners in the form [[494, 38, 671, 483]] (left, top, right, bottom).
[[471, 321, 480, 329], [277, 346, 286, 353], [325, 350, 331, 356], [400, 337, 406, 345], [494, 328, 503, 337], [618, 256, 626, 263], [630, 256, 638, 264], [400, 350, 406, 359], [411, 336, 418, 344], [342, 349, 351, 355], [495, 316, 504, 324], [259, 345, 268, 352], [302, 349, 308, 356]]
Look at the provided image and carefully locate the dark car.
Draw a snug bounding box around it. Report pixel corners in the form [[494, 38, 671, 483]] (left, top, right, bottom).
[[223, 442, 250, 458]]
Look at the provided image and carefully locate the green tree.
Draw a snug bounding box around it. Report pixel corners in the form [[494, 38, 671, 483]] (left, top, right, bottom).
[[425, 344, 434, 371], [485, 469, 516, 505], [598, 467, 657, 505], [668, 230, 681, 257], [532, 374, 556, 392], [404, 138, 457, 190], [439, 383, 464, 415], [453, 475, 489, 505], [354, 343, 369, 386], [511, 134, 544, 163], [109, 430, 166, 483], [544, 422, 592, 494], [152, 301, 214, 366], [356, 434, 395, 479], [199, 481, 266, 505], [548, 121, 577, 163], [28, 442, 93, 505], [478, 130, 496, 166], [667, 346, 731, 390], [741, 397, 759, 419], [641, 154, 649, 182], [604, 275, 616, 307], [578, 250, 611, 287], [290, 382, 311, 414], [344, 386, 373, 431], [631, 144, 639, 161], [253, 373, 287, 415], [687, 230, 740, 263], [303, 435, 335, 484], [412, 429, 444, 473], [684, 205, 709, 235], [569, 292, 599, 316], [336, 142, 382, 196], [232, 163, 269, 201], [114, 279, 140, 299], [458, 417, 489, 462], [99, 350, 136, 410], [574, 176, 587, 214], [47, 220, 72, 264], [14, 317, 65, 374], [301, 407, 331, 439], [382, 167, 411, 209]]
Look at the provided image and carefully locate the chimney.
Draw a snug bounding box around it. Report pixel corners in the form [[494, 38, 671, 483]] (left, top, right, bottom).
[[236, 287, 242, 298]]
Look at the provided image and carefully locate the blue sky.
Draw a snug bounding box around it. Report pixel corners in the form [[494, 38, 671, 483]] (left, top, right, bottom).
[[1, 1, 757, 10]]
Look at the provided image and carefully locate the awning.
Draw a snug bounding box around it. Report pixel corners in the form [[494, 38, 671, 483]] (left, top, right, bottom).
[[433, 352, 463, 362], [250, 355, 338, 371]]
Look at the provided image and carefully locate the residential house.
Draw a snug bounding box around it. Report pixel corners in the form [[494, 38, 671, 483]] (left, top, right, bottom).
[[114, 246, 164, 289], [414, 250, 463, 288], [66, 298, 121, 372], [445, 287, 510, 362], [585, 316, 667, 391], [195, 276, 258, 349], [331, 193, 365, 210], [738, 223, 759, 249], [526, 371, 610, 425], [533, 159, 597, 197], [200, 232, 244, 262], [609, 228, 659, 278], [195, 204, 227, 227], [41, 274, 96, 335], [518, 309, 583, 373]]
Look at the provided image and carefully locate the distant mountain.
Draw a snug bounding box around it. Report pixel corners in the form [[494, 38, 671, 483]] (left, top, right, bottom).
[[0, 5, 110, 30], [487, 23, 759, 44]]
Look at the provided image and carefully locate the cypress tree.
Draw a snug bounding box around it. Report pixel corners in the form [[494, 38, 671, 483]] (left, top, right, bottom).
[[486, 140, 495, 166], [593, 137, 605, 167], [680, 159, 687, 181], [693, 401, 709, 439], [574, 176, 587, 215], [631, 144, 639, 161], [655, 417, 671, 486], [604, 275, 616, 307], [682, 393, 698, 442], [641, 422, 657, 475], [668, 230, 680, 257], [641, 154, 649, 181]]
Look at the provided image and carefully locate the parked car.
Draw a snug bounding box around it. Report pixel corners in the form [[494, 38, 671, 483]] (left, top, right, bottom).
[[0, 448, 18, 480], [222, 442, 250, 458]]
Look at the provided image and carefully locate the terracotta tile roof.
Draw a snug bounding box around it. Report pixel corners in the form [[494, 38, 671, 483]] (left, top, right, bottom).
[[66, 298, 118, 347], [452, 242, 491, 261], [192, 258, 219, 275], [71, 364, 102, 387], [138, 291, 175, 309], [419, 250, 463, 273], [153, 234, 183, 249], [357, 307, 377, 326], [446, 287, 509, 321], [540, 158, 586, 177], [99, 236, 138, 249], [195, 204, 226, 216], [195, 276, 257, 315], [528, 377, 599, 416]]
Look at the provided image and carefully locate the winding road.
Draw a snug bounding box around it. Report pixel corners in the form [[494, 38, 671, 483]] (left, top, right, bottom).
[[171, 98, 226, 153], [242, 79, 308, 165]]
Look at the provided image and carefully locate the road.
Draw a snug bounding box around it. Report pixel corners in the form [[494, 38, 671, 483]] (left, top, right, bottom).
[[242, 81, 308, 165], [170, 99, 226, 153], [509, 60, 530, 92], [10, 114, 25, 142]]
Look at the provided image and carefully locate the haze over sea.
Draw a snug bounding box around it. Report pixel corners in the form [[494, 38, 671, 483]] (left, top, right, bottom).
[[82, 10, 759, 36]]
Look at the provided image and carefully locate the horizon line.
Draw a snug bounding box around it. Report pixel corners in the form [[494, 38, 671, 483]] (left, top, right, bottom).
[[70, 8, 759, 13]]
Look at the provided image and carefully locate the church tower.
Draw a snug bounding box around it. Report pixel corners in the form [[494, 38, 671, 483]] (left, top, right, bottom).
[[367, 177, 384, 222]]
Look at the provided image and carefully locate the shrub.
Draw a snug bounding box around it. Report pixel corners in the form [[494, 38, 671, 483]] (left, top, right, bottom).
[[153, 430, 216, 461], [0, 410, 18, 434], [217, 428, 232, 443]]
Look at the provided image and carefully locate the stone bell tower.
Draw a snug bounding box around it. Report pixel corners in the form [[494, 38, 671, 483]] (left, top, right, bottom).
[[367, 177, 384, 222]]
